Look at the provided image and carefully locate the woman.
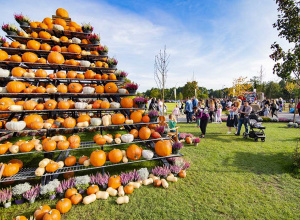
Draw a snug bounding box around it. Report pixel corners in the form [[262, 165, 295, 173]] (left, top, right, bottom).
[[270, 100, 278, 118], [209, 99, 215, 122], [199, 107, 209, 138], [180, 100, 184, 114], [297, 102, 300, 116], [226, 101, 240, 134]]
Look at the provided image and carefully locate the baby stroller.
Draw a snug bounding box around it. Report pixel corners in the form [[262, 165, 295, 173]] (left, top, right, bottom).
[[243, 112, 266, 142]]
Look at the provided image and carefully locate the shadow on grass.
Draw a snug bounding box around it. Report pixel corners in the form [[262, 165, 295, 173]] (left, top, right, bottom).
[[224, 151, 293, 175]]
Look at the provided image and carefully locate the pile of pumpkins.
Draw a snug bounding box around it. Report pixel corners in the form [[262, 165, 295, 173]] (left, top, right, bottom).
[[14, 169, 187, 220], [0, 135, 80, 156]]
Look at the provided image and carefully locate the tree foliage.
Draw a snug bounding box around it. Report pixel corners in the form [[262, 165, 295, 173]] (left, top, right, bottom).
[[227, 77, 252, 97]]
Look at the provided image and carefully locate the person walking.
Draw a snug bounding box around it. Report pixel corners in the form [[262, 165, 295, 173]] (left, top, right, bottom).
[[209, 99, 215, 123], [185, 97, 193, 123], [263, 104, 270, 117], [278, 98, 283, 112], [180, 100, 184, 114], [158, 99, 163, 115], [199, 107, 209, 138], [270, 100, 278, 118], [192, 96, 198, 108], [216, 104, 223, 123], [226, 101, 240, 134], [172, 104, 180, 122], [235, 101, 252, 136]]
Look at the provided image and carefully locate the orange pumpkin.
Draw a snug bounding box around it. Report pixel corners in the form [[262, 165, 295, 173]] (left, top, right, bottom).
[[10, 55, 22, 62], [55, 18, 67, 27], [138, 127, 151, 140], [2, 163, 19, 177], [70, 193, 82, 205], [39, 23, 49, 29], [109, 74, 117, 80], [44, 99, 57, 110], [34, 205, 51, 220], [41, 209, 61, 220], [101, 74, 108, 80], [36, 86, 46, 93], [155, 140, 172, 156], [27, 40, 41, 50], [60, 36, 69, 42], [19, 142, 35, 152], [39, 31, 51, 39], [31, 32, 38, 38], [108, 175, 121, 189], [43, 17, 53, 25], [65, 155, 76, 166], [8, 159, 23, 169], [0, 98, 15, 111], [84, 70, 95, 79], [67, 71, 77, 78], [77, 115, 91, 123], [87, 185, 99, 195], [58, 101, 70, 109], [57, 140, 70, 150], [31, 121, 44, 130], [56, 71, 66, 78], [43, 140, 57, 151], [10, 41, 21, 48], [108, 149, 123, 163], [24, 114, 43, 128], [35, 69, 47, 77], [126, 144, 142, 160], [37, 57, 47, 64], [95, 85, 104, 93], [142, 115, 150, 123], [129, 129, 139, 138], [46, 161, 59, 172], [178, 170, 186, 178], [104, 82, 118, 93], [41, 43, 51, 51], [124, 184, 134, 194], [6, 81, 25, 93], [76, 73, 84, 79], [11, 67, 26, 77], [130, 111, 143, 123], [0, 50, 8, 61], [78, 155, 89, 164], [57, 84, 68, 93], [90, 150, 106, 167], [121, 98, 133, 108], [47, 51, 65, 64], [68, 135, 80, 149], [63, 118, 76, 128], [68, 83, 82, 93], [68, 44, 81, 53], [67, 100, 75, 109], [100, 101, 110, 109], [22, 52, 38, 63], [56, 198, 72, 214], [35, 103, 44, 110], [111, 113, 125, 125]]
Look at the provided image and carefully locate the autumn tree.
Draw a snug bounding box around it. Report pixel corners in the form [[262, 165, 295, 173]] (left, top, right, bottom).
[[183, 81, 198, 99], [227, 77, 252, 97]]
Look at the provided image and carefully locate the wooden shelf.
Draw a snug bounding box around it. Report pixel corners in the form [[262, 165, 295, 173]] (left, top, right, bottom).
[[0, 92, 135, 98]]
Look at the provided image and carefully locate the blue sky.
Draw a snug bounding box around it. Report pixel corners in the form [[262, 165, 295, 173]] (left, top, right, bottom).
[[0, 0, 288, 92]]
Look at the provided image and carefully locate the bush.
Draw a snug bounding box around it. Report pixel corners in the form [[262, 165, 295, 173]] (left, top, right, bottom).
[[261, 117, 271, 122], [292, 144, 300, 178]]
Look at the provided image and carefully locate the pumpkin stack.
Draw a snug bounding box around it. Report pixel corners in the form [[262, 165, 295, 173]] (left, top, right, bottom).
[[0, 7, 180, 192]]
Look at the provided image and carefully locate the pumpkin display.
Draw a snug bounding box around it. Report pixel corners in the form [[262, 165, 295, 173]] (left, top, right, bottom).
[[2, 163, 19, 177], [34, 205, 51, 220], [121, 98, 134, 108], [68, 135, 80, 149], [6, 81, 25, 93], [42, 209, 61, 220], [68, 83, 83, 93], [155, 140, 172, 156], [35, 69, 47, 77], [56, 198, 72, 214], [90, 149, 106, 167], [130, 111, 143, 123], [104, 82, 118, 93], [124, 184, 134, 194], [139, 127, 151, 140], [24, 114, 43, 128], [108, 149, 123, 163], [70, 193, 82, 205], [108, 175, 121, 189], [87, 185, 99, 195], [68, 44, 82, 53], [126, 144, 142, 160], [111, 113, 125, 125], [27, 40, 41, 50], [47, 51, 65, 64], [58, 100, 70, 109], [0, 50, 9, 61], [22, 52, 38, 63], [44, 99, 57, 110], [8, 159, 23, 169], [46, 161, 59, 172], [0, 97, 15, 111], [63, 117, 76, 128]]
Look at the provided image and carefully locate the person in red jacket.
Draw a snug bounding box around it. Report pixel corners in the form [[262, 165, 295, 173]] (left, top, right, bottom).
[[297, 102, 300, 116]]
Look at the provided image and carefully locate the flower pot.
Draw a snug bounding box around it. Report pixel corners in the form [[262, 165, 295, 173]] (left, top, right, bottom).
[[4, 202, 11, 208], [149, 117, 158, 122], [161, 133, 167, 138], [83, 29, 92, 34], [172, 149, 179, 154], [78, 189, 85, 194], [100, 51, 108, 56], [109, 64, 117, 69], [90, 40, 99, 45], [117, 77, 125, 82], [15, 198, 24, 205], [28, 198, 35, 204], [137, 103, 146, 109], [49, 194, 56, 200], [128, 89, 137, 95], [19, 21, 29, 27], [6, 31, 18, 36]]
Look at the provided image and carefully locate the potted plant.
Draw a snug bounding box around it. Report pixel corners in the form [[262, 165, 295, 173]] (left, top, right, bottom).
[[151, 165, 171, 179], [14, 13, 30, 26], [88, 33, 100, 44], [40, 179, 60, 200], [169, 165, 182, 176], [120, 171, 136, 186], [172, 141, 183, 154], [2, 23, 19, 36], [90, 172, 110, 190], [0, 187, 12, 208], [133, 97, 148, 109], [115, 70, 128, 81], [125, 82, 138, 94], [193, 137, 200, 146], [75, 175, 91, 194], [81, 22, 94, 34], [12, 182, 31, 204], [0, 37, 6, 47], [23, 184, 40, 204], [148, 110, 159, 122], [56, 178, 75, 197], [97, 45, 109, 56], [156, 125, 168, 137], [107, 57, 118, 68]]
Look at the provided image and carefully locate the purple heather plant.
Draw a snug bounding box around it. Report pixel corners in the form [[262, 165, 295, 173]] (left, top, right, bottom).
[[179, 133, 194, 139], [172, 141, 183, 150], [151, 165, 171, 177], [125, 82, 139, 90], [14, 13, 30, 23], [148, 110, 159, 118], [88, 33, 100, 41], [2, 23, 19, 33], [156, 125, 165, 134], [115, 70, 128, 78], [90, 172, 110, 187], [120, 170, 140, 185], [193, 137, 200, 144], [97, 45, 109, 53], [0, 37, 6, 44], [23, 184, 40, 201], [57, 178, 75, 192], [133, 97, 148, 104], [0, 187, 12, 204], [107, 58, 118, 66], [182, 161, 191, 170], [170, 165, 182, 174]]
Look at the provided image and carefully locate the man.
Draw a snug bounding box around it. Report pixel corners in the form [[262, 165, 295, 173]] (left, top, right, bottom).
[[235, 101, 252, 136], [185, 97, 193, 123], [158, 99, 163, 115], [192, 96, 198, 108]]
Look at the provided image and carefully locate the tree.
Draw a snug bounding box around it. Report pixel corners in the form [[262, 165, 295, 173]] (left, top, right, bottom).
[[154, 45, 170, 115], [150, 88, 161, 99], [183, 81, 198, 99], [178, 92, 183, 101], [227, 76, 252, 97]]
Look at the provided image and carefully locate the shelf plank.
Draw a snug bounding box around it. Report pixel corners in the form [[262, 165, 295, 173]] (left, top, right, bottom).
[[0, 92, 135, 98]]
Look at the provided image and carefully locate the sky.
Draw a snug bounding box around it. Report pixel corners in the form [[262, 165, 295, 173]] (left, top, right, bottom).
[[0, 0, 289, 92]]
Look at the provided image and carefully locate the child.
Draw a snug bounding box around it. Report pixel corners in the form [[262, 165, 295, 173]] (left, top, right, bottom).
[[172, 105, 180, 122], [193, 106, 201, 128], [263, 104, 270, 117], [227, 105, 238, 120], [216, 104, 223, 123], [168, 114, 177, 132]]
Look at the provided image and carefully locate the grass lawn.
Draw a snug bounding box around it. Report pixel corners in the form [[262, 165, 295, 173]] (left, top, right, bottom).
[[1, 123, 300, 219]]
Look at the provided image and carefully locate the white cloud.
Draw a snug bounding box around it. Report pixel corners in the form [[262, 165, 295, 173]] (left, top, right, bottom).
[[0, 0, 290, 92]]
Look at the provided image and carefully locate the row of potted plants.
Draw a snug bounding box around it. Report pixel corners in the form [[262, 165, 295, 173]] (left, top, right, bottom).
[[0, 159, 190, 208]]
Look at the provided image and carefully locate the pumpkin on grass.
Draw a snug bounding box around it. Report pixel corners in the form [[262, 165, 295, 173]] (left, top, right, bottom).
[[126, 144, 142, 160], [87, 185, 99, 195], [124, 184, 134, 194], [65, 188, 77, 199], [34, 205, 51, 220], [42, 209, 61, 220], [70, 193, 82, 205], [56, 198, 72, 214]]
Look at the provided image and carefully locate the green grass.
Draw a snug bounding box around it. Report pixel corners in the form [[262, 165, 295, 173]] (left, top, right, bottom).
[[1, 123, 300, 219]]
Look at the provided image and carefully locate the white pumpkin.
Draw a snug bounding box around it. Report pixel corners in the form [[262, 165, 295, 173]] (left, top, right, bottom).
[[83, 87, 95, 94], [80, 60, 90, 67], [110, 102, 120, 109], [118, 89, 127, 94], [77, 121, 89, 127], [43, 123, 52, 129], [19, 44, 27, 49], [90, 118, 102, 126], [68, 39, 72, 43], [90, 63, 96, 68], [115, 138, 121, 144], [46, 87, 58, 93], [81, 50, 88, 56], [72, 37, 81, 44], [0, 87, 7, 93], [86, 104, 93, 109], [51, 36, 60, 43], [102, 115, 112, 126], [142, 150, 154, 159], [103, 135, 113, 144], [8, 105, 23, 111], [35, 167, 45, 176], [125, 119, 133, 124], [35, 144, 43, 151], [75, 102, 88, 109], [9, 145, 19, 154], [0, 68, 10, 77], [121, 134, 134, 143], [57, 161, 64, 168], [53, 24, 64, 31], [6, 121, 26, 131], [23, 72, 35, 77]]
